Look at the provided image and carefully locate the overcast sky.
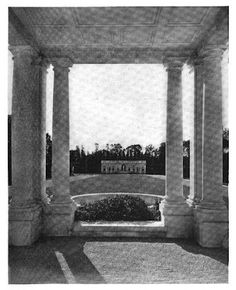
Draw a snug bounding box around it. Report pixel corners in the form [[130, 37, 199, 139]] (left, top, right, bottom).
[[46, 63, 194, 152], [8, 50, 228, 152]]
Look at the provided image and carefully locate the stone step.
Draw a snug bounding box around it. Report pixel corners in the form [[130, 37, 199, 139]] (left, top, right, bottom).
[[72, 221, 167, 238]]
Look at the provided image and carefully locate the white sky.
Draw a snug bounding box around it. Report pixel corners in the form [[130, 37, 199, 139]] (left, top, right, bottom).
[[8, 50, 228, 152], [46, 63, 194, 151]]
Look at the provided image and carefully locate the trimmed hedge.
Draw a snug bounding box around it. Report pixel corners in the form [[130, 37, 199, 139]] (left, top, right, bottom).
[[74, 195, 161, 221]]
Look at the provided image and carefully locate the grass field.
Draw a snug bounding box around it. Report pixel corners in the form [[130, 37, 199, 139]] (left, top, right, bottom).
[[46, 174, 190, 198]]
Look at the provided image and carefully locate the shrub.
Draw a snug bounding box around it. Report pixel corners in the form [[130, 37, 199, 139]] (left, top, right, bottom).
[[74, 195, 161, 221]]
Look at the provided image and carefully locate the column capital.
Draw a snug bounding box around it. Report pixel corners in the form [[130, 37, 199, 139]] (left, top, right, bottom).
[[9, 45, 38, 60], [188, 53, 204, 68], [32, 56, 50, 71], [163, 56, 185, 71], [50, 57, 73, 71], [199, 45, 226, 62]]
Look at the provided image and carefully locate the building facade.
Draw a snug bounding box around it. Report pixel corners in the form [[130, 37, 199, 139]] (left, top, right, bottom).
[[101, 160, 146, 174]]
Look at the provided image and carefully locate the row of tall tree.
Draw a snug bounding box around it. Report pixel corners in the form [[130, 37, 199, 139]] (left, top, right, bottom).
[[46, 130, 228, 184], [46, 133, 190, 179], [7, 115, 229, 185]]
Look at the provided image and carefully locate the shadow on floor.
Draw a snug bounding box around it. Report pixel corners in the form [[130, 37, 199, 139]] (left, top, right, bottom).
[[175, 239, 229, 266], [9, 236, 228, 284], [9, 237, 106, 284]]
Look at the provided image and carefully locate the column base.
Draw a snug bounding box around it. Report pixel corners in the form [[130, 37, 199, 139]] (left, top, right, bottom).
[[43, 198, 77, 236], [194, 204, 228, 248], [186, 197, 201, 208], [9, 203, 42, 246], [160, 198, 193, 238]]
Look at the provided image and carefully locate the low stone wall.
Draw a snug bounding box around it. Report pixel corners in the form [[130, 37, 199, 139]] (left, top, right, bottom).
[[72, 192, 164, 206], [72, 220, 167, 238]]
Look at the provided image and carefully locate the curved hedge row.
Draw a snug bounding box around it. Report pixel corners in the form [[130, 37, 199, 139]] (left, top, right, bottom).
[[74, 194, 160, 221]]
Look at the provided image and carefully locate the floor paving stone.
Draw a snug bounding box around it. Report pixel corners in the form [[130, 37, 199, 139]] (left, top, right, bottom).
[[9, 237, 228, 284]]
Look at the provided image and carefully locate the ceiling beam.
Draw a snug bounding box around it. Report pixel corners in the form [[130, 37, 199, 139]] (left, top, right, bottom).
[[42, 47, 194, 64], [9, 7, 40, 52]]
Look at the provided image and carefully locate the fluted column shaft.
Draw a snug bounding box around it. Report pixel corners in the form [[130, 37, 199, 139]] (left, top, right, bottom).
[[10, 46, 47, 207], [43, 58, 76, 237], [189, 60, 204, 204], [40, 63, 48, 202], [200, 47, 225, 207], [51, 58, 72, 203], [165, 59, 184, 201], [160, 58, 193, 239], [33, 57, 49, 203], [193, 46, 228, 248], [9, 45, 47, 245]]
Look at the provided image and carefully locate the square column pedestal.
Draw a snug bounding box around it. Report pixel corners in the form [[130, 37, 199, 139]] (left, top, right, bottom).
[[43, 198, 77, 236], [160, 198, 193, 238], [194, 204, 228, 248], [9, 204, 42, 246]]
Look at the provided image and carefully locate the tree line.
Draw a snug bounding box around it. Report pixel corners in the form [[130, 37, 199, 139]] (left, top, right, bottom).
[[46, 129, 228, 184], [7, 115, 229, 185], [46, 133, 191, 179]]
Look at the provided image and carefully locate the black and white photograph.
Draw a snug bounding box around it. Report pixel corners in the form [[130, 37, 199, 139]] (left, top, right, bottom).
[[2, 0, 233, 285]]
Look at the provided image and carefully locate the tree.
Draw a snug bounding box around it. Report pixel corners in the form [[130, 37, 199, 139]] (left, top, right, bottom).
[[223, 128, 229, 153], [145, 144, 155, 157], [95, 143, 99, 152], [8, 115, 12, 185], [156, 142, 165, 175], [81, 145, 86, 158], [75, 145, 81, 162], [223, 128, 229, 184], [110, 143, 123, 159], [46, 133, 52, 179], [183, 140, 190, 157], [126, 144, 142, 159], [183, 140, 190, 179]]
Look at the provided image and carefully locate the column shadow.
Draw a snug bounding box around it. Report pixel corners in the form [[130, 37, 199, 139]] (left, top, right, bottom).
[[9, 236, 106, 284], [54, 237, 106, 284], [174, 239, 229, 266]]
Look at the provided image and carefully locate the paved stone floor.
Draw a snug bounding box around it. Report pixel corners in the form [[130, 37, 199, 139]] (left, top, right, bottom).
[[9, 237, 228, 284]]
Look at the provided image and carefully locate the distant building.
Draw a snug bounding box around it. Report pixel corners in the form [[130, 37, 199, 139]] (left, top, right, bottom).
[[101, 160, 146, 174]]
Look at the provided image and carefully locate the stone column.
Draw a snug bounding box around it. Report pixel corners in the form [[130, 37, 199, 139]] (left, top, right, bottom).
[[160, 57, 193, 238], [9, 46, 46, 245], [188, 58, 204, 205], [52, 58, 71, 203], [43, 57, 76, 236], [33, 57, 49, 204], [194, 46, 228, 247]]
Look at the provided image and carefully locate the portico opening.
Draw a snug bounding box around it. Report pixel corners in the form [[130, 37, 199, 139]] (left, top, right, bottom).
[[8, 6, 228, 248]]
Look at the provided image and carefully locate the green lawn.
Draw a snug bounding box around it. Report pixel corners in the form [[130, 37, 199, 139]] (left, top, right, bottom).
[[47, 174, 190, 198]]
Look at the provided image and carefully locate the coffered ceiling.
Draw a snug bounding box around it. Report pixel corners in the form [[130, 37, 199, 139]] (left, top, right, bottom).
[[9, 7, 228, 62]]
